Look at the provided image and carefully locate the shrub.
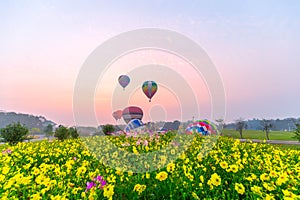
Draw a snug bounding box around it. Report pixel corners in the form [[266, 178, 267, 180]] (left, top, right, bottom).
[[102, 124, 115, 135], [69, 127, 79, 139], [293, 122, 300, 142], [54, 125, 80, 140], [0, 122, 29, 145], [54, 125, 69, 141]]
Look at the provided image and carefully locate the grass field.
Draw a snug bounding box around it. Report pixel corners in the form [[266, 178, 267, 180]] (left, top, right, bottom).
[[221, 129, 297, 141]]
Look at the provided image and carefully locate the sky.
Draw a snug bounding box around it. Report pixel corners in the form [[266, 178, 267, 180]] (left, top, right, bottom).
[[1, 0, 300, 126]]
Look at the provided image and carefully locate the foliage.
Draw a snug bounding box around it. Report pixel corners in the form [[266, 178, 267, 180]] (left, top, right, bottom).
[[44, 124, 53, 138], [292, 122, 300, 142], [54, 125, 70, 141], [30, 127, 41, 135], [102, 124, 115, 135], [0, 133, 299, 199], [0, 122, 29, 145], [261, 119, 273, 140], [54, 125, 80, 140], [69, 127, 79, 139], [235, 118, 247, 139]]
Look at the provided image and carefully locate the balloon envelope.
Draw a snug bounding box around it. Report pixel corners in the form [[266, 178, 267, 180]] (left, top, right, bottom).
[[112, 110, 123, 121], [142, 81, 158, 102], [124, 119, 144, 132], [118, 75, 130, 89], [122, 106, 143, 124], [185, 120, 218, 136]]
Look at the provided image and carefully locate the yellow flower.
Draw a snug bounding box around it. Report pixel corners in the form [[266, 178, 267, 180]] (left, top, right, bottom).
[[31, 193, 42, 200], [167, 163, 175, 173], [192, 192, 200, 200], [156, 171, 168, 181], [276, 173, 288, 186], [260, 173, 270, 181], [269, 170, 277, 178], [146, 173, 150, 179], [219, 161, 228, 169], [228, 164, 238, 173], [208, 173, 221, 187], [199, 175, 204, 183], [133, 184, 146, 195], [235, 183, 245, 195], [2, 166, 10, 175], [265, 194, 275, 200], [263, 182, 275, 191], [251, 185, 262, 196], [0, 174, 6, 183], [103, 184, 114, 200]]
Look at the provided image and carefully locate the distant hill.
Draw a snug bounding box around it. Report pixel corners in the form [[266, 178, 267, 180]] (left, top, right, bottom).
[[0, 111, 56, 130], [224, 118, 299, 131]]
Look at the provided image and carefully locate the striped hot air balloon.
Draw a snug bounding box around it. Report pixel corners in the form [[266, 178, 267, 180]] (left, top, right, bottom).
[[122, 106, 143, 124], [185, 120, 218, 136], [142, 81, 158, 102]]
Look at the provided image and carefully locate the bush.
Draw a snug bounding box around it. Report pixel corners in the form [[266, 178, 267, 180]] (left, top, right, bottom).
[[102, 124, 115, 135], [293, 123, 300, 142], [54, 125, 80, 140], [44, 124, 53, 139], [54, 125, 69, 141], [0, 122, 29, 145], [69, 127, 79, 139]]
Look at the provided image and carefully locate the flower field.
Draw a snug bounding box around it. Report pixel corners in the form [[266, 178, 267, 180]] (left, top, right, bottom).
[[0, 132, 300, 200]]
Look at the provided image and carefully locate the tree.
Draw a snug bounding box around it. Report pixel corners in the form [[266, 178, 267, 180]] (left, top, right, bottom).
[[30, 127, 41, 135], [261, 119, 273, 140], [215, 118, 225, 132], [69, 127, 79, 139], [0, 122, 29, 145], [236, 118, 247, 139], [102, 124, 115, 135], [44, 124, 53, 139], [54, 125, 69, 141], [292, 121, 300, 142]]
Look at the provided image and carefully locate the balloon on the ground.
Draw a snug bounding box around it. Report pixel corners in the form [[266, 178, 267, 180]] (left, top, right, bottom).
[[118, 75, 130, 90], [185, 120, 219, 135], [124, 119, 144, 132], [142, 81, 158, 102], [122, 106, 143, 124], [112, 110, 123, 121]]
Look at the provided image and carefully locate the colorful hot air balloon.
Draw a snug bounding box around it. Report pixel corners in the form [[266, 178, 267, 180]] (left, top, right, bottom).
[[122, 106, 143, 124], [112, 110, 123, 121], [185, 120, 218, 136], [124, 119, 144, 132], [118, 75, 130, 90], [142, 81, 158, 102]]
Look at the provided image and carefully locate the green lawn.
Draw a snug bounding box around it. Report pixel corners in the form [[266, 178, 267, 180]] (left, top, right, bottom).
[[221, 129, 297, 141]]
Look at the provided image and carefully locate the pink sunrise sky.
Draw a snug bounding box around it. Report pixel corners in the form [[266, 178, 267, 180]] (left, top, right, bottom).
[[1, 1, 299, 126]]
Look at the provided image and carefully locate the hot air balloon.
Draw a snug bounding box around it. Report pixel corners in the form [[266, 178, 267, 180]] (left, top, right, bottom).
[[185, 120, 218, 136], [112, 110, 123, 121], [142, 81, 158, 102], [118, 75, 130, 90], [124, 119, 144, 132], [122, 106, 143, 124]]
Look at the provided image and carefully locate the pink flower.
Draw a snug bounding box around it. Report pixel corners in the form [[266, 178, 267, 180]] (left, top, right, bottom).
[[85, 181, 96, 192], [143, 140, 148, 146]]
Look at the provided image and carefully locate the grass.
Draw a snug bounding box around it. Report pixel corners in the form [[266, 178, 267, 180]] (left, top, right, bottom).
[[221, 129, 297, 141]]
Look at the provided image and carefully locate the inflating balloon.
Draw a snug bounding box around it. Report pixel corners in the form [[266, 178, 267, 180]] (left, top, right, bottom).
[[118, 75, 130, 90], [112, 110, 123, 121], [124, 119, 144, 132], [122, 106, 143, 124], [185, 120, 218, 136], [142, 81, 158, 102]]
